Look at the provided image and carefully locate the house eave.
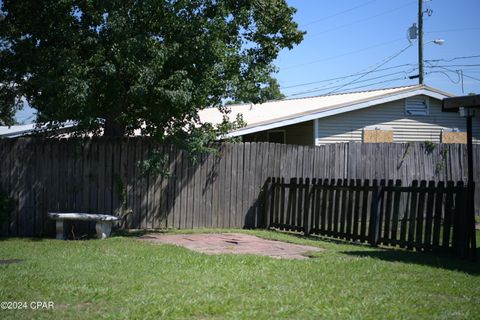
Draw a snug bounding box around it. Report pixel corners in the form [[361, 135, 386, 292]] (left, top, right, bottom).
[[225, 87, 452, 138]]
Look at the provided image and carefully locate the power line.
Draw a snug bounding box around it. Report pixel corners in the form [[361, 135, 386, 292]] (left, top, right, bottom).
[[462, 73, 480, 82], [337, 76, 407, 93], [426, 71, 461, 84], [425, 55, 480, 63], [285, 44, 416, 96], [281, 63, 415, 90], [282, 58, 478, 96], [426, 62, 480, 82], [288, 76, 407, 97], [425, 27, 480, 34], [326, 43, 414, 95], [282, 37, 405, 70], [286, 66, 413, 95], [426, 64, 480, 68], [301, 0, 379, 27], [459, 68, 480, 73], [287, 70, 413, 97], [307, 1, 416, 37]]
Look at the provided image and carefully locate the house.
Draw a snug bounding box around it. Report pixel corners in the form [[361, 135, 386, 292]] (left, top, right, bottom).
[[199, 85, 480, 145]]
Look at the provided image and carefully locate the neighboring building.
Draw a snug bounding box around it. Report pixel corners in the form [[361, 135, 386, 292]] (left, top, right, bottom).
[[199, 85, 480, 145], [0, 122, 77, 138], [0, 122, 146, 138]]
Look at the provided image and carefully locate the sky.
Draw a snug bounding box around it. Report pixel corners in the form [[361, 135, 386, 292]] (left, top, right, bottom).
[[276, 0, 480, 98], [10, 0, 480, 123]]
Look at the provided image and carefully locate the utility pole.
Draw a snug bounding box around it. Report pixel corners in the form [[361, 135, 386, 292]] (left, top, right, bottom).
[[418, 0, 424, 85]]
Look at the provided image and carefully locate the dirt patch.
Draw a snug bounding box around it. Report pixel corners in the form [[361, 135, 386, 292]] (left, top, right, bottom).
[[140, 233, 323, 260], [0, 259, 23, 265]]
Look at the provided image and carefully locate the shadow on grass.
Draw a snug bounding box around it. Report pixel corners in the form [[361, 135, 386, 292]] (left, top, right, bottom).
[[112, 229, 160, 238], [341, 248, 480, 275], [266, 230, 480, 274], [0, 236, 47, 242], [268, 229, 373, 249]]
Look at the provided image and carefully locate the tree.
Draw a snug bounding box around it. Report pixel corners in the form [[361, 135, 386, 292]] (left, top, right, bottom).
[[227, 77, 284, 105], [0, 0, 303, 146], [0, 92, 18, 126]]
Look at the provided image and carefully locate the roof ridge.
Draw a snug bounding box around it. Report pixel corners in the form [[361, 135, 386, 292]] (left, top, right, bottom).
[[210, 84, 444, 109], [281, 84, 422, 103]]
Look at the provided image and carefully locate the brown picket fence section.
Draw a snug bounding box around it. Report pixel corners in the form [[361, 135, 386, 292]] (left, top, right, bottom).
[[265, 178, 473, 257]]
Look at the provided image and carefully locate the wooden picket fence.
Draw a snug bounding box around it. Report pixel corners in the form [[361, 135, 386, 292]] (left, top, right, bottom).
[[265, 178, 474, 257], [0, 138, 479, 243]]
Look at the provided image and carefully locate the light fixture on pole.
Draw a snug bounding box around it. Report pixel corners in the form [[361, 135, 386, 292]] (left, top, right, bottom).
[[431, 39, 445, 45], [408, 38, 445, 81]]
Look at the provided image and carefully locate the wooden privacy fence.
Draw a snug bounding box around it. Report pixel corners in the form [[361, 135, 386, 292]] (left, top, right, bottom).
[[265, 178, 474, 257], [0, 138, 479, 238]]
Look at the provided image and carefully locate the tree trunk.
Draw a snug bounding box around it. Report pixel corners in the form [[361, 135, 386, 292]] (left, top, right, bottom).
[[103, 118, 126, 137]]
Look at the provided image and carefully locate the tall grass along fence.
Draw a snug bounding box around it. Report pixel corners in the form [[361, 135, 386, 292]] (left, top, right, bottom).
[[0, 138, 478, 243], [264, 178, 474, 258]]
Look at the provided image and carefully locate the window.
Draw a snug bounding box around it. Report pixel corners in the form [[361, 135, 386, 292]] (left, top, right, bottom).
[[267, 130, 285, 144], [405, 97, 429, 116]]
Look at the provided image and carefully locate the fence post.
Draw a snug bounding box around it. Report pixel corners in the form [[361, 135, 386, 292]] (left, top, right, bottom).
[[369, 179, 381, 246], [452, 181, 468, 258], [303, 178, 312, 236], [468, 181, 477, 260]]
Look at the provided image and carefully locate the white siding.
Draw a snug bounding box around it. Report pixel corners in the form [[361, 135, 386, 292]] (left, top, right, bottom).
[[315, 95, 480, 144]]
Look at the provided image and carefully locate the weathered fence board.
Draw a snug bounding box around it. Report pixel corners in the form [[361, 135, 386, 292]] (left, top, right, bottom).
[[0, 138, 479, 239], [267, 178, 473, 257]]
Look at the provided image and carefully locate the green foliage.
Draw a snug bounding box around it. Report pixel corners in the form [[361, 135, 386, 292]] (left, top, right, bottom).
[[435, 145, 449, 174], [114, 175, 127, 206], [0, 0, 303, 142], [228, 77, 285, 105], [0, 94, 19, 126], [423, 140, 436, 153], [139, 149, 173, 177]]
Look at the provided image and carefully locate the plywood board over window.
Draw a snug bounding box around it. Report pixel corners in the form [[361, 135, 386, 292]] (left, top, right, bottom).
[[363, 126, 393, 143], [442, 131, 467, 144]]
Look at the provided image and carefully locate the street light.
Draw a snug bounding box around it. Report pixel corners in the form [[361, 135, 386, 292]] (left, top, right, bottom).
[[417, 38, 445, 84], [432, 39, 445, 45], [409, 39, 445, 81]]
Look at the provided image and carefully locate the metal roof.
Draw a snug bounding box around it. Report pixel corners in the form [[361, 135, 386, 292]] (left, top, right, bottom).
[[0, 122, 77, 138], [198, 85, 454, 137]]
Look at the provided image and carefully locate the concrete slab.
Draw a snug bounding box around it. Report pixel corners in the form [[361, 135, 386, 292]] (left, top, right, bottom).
[[140, 233, 323, 260]]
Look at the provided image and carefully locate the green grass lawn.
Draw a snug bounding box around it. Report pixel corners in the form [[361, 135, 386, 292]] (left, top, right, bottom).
[[1, 229, 479, 320]]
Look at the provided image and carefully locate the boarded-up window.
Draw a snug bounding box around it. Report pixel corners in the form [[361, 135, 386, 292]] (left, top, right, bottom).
[[405, 97, 429, 116], [363, 127, 394, 143], [441, 130, 467, 144]]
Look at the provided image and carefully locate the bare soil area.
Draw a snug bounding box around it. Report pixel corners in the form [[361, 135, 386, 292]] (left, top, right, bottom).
[[140, 233, 323, 259]]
